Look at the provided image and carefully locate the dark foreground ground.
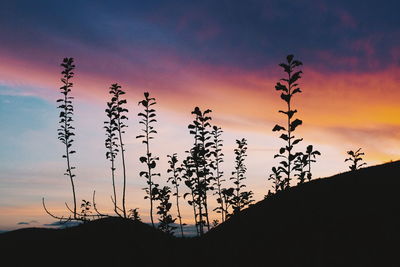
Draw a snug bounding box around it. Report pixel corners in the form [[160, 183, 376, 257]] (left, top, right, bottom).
[[1, 161, 400, 266]]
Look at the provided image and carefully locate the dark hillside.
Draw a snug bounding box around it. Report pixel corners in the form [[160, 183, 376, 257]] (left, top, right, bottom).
[[0, 217, 180, 266], [204, 161, 400, 267], [1, 161, 399, 266]]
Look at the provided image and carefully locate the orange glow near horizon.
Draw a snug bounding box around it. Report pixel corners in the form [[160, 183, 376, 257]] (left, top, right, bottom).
[[1, 52, 399, 229]]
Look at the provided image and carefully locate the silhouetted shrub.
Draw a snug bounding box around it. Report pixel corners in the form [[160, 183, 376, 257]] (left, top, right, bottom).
[[272, 54, 304, 189], [167, 153, 185, 237], [108, 83, 129, 218], [221, 187, 235, 218], [137, 92, 160, 227], [210, 126, 226, 222], [104, 83, 123, 216], [182, 156, 200, 236], [212, 219, 219, 227], [80, 200, 92, 222], [154, 186, 176, 235], [128, 208, 141, 221], [305, 145, 321, 181], [230, 138, 254, 214], [43, 58, 81, 221], [294, 152, 308, 184], [268, 166, 284, 193], [345, 148, 367, 171], [185, 107, 214, 234], [58, 57, 78, 218]]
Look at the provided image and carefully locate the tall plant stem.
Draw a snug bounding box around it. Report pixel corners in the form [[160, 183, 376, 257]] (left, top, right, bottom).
[[190, 189, 199, 236], [145, 103, 155, 227], [203, 194, 210, 231], [117, 113, 127, 218], [175, 182, 184, 237], [194, 116, 204, 235], [286, 70, 292, 188], [236, 171, 240, 211], [63, 76, 77, 220], [110, 149, 120, 216], [66, 152, 77, 219], [200, 120, 210, 231], [216, 162, 224, 222]]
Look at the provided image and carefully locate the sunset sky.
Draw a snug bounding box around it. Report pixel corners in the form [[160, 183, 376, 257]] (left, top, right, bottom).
[[0, 0, 399, 231]]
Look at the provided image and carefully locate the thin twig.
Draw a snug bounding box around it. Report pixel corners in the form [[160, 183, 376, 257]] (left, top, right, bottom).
[[110, 196, 125, 216], [42, 197, 72, 223], [92, 190, 109, 218]]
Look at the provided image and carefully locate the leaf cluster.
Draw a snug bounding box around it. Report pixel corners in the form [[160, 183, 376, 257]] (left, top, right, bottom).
[[231, 138, 248, 185], [136, 92, 157, 143], [109, 83, 129, 134], [188, 107, 215, 188], [80, 199, 92, 222], [57, 57, 76, 156], [210, 126, 224, 182], [104, 84, 124, 161], [128, 208, 141, 221], [305, 145, 321, 180], [182, 151, 208, 229], [153, 186, 177, 234], [230, 138, 254, 214], [345, 148, 367, 171], [136, 92, 160, 202], [294, 153, 308, 184], [268, 166, 284, 193], [210, 126, 226, 219], [220, 188, 234, 218], [167, 153, 183, 188]]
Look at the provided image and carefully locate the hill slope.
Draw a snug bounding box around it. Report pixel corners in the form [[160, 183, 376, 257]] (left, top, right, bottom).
[[0, 217, 180, 266], [1, 161, 399, 266], [204, 161, 400, 267]]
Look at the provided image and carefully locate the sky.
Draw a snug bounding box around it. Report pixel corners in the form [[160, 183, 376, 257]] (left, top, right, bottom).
[[0, 0, 399, 231]]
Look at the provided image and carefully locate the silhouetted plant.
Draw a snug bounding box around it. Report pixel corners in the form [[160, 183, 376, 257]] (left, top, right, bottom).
[[294, 153, 308, 184], [154, 186, 176, 235], [272, 54, 304, 189], [44, 58, 79, 220], [137, 92, 160, 227], [104, 84, 122, 217], [305, 145, 321, 181], [212, 219, 219, 227], [345, 148, 367, 171], [182, 156, 200, 236], [167, 154, 185, 237], [265, 190, 274, 199], [80, 199, 92, 222], [128, 208, 141, 221], [230, 138, 254, 214], [187, 107, 214, 234], [268, 166, 284, 193], [58, 57, 77, 218], [221, 187, 234, 218], [108, 83, 129, 218], [210, 126, 226, 222]]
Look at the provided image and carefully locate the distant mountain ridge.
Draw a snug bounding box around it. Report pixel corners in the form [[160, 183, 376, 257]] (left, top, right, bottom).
[[1, 161, 399, 267]]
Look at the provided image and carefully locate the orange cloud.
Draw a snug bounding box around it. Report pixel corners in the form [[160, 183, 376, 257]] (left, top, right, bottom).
[[1, 52, 399, 163]]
